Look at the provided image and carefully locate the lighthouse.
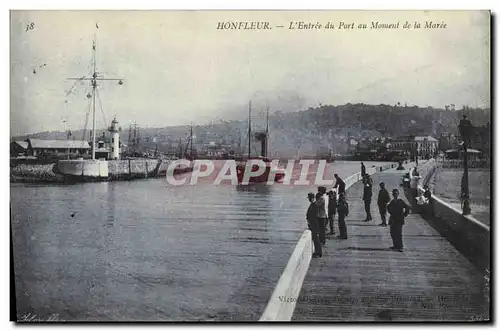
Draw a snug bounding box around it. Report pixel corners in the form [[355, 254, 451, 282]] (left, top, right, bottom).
[[108, 117, 121, 160]]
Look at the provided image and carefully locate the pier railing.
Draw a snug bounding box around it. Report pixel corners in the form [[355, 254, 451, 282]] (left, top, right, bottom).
[[259, 230, 313, 321]]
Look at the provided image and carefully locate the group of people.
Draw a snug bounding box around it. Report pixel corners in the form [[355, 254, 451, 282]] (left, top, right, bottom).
[[306, 185, 349, 258], [306, 163, 412, 258]]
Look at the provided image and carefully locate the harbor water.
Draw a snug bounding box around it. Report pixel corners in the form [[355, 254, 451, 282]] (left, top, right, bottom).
[[11, 161, 392, 321]]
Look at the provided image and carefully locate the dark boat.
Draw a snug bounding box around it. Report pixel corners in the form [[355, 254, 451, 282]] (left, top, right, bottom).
[[236, 156, 285, 183], [236, 101, 285, 184]]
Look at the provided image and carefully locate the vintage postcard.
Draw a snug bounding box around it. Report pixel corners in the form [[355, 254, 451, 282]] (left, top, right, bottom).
[[10, 10, 491, 322]]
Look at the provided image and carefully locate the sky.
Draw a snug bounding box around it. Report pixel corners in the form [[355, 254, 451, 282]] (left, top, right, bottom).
[[10, 10, 490, 136]]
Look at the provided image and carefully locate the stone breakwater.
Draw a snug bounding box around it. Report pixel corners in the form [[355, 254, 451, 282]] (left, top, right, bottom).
[[10, 163, 65, 183], [10, 159, 186, 183]]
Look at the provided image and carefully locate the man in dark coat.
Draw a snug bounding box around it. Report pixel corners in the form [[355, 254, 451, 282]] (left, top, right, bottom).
[[336, 192, 349, 239], [315, 192, 327, 245], [334, 174, 346, 195], [387, 189, 410, 252], [423, 185, 434, 217], [327, 190, 337, 235], [362, 176, 373, 221], [306, 193, 322, 258], [377, 182, 391, 226], [318, 186, 329, 232]]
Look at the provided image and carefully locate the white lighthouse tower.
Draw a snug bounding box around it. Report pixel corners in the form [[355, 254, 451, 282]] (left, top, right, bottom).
[[108, 117, 121, 160]]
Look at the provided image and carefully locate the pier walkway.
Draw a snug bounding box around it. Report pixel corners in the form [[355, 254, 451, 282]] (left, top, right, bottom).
[[292, 170, 489, 321]]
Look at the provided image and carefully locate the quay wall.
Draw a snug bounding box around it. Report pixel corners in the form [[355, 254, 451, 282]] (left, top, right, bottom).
[[107, 159, 165, 180], [10, 159, 176, 182], [58, 159, 109, 178], [259, 161, 398, 322]]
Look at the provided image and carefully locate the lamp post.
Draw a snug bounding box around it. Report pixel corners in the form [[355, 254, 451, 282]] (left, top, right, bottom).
[[458, 115, 472, 215], [412, 143, 418, 166]]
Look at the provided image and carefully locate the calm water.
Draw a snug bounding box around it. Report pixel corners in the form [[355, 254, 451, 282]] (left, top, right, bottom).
[[11, 161, 390, 321], [433, 169, 491, 226]]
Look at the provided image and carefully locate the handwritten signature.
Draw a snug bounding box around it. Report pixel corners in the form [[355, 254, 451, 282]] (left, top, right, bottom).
[[18, 312, 60, 322]]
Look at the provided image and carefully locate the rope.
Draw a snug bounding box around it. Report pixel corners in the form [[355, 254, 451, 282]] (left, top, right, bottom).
[[81, 96, 92, 148], [96, 88, 108, 130]]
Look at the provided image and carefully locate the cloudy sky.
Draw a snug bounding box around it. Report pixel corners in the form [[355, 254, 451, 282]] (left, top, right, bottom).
[[10, 10, 490, 136]]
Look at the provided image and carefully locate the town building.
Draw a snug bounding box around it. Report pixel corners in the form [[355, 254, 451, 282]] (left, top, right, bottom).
[[389, 135, 439, 159]]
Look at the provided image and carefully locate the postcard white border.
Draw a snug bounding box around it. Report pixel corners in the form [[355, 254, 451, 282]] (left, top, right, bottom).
[[3, 1, 498, 330]]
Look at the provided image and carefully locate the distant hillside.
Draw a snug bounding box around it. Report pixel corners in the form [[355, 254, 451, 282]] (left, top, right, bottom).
[[12, 103, 490, 158]]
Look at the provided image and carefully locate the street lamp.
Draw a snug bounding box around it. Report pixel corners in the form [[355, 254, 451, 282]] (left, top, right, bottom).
[[458, 115, 472, 215]]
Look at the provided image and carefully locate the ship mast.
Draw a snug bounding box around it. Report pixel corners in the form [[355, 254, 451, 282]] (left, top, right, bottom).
[[91, 39, 97, 159], [67, 30, 124, 160], [190, 125, 193, 157], [248, 101, 252, 158], [265, 106, 269, 158]]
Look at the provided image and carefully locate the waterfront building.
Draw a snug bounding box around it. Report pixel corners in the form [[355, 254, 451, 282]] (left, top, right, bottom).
[[10, 141, 28, 157], [25, 139, 90, 157], [390, 135, 438, 159]]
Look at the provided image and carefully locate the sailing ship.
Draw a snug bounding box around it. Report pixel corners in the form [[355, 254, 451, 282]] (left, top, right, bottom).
[[57, 29, 125, 179], [236, 101, 285, 183]]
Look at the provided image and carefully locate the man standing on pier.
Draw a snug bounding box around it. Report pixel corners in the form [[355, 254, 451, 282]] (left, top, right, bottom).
[[318, 186, 329, 233], [336, 192, 349, 239], [423, 185, 434, 217], [327, 190, 337, 235], [387, 189, 410, 252], [315, 192, 327, 245], [306, 193, 322, 258], [361, 162, 366, 177], [377, 182, 390, 226], [333, 174, 346, 195], [362, 175, 373, 222]]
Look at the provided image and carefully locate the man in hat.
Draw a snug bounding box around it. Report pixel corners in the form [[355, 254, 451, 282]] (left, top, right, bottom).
[[334, 174, 346, 195], [336, 192, 349, 239], [362, 174, 373, 222], [327, 190, 337, 235], [306, 192, 322, 258], [315, 192, 327, 245], [387, 189, 410, 252], [423, 184, 434, 217], [318, 186, 329, 232], [306, 193, 316, 230], [377, 182, 391, 226]]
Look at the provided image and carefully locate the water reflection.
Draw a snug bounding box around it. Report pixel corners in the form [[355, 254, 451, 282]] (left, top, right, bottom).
[[105, 183, 115, 229], [235, 183, 272, 194]]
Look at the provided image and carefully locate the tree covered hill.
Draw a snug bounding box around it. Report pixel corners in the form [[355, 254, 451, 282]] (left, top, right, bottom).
[[12, 103, 490, 158]]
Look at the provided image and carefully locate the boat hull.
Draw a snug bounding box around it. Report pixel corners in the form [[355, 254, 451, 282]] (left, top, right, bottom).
[[236, 164, 285, 183]]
